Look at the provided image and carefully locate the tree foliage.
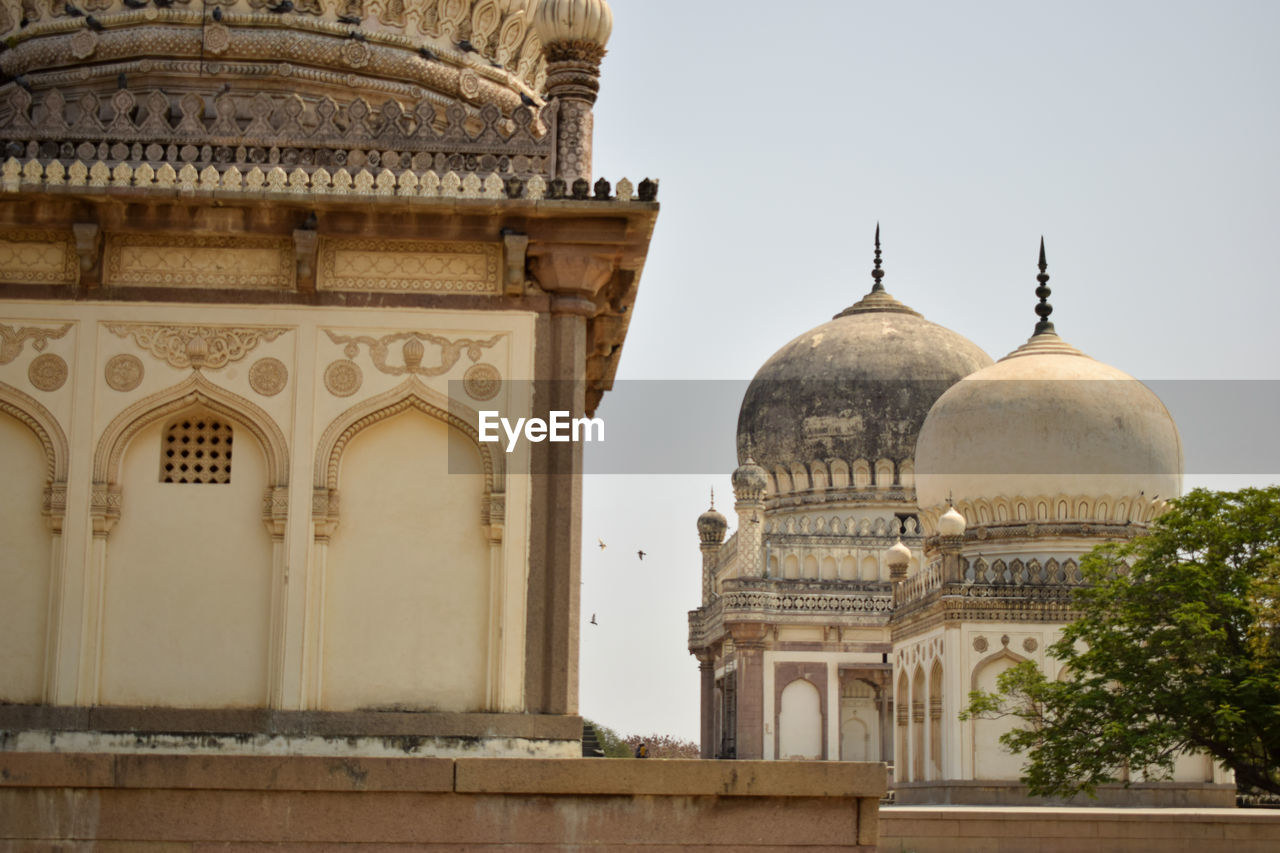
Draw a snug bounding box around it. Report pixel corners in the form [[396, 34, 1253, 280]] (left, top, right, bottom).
[[962, 486, 1280, 797], [583, 719, 700, 759]]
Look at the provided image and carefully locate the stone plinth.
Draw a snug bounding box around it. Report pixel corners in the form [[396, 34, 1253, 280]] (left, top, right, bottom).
[[880, 805, 1280, 853], [0, 754, 886, 850]]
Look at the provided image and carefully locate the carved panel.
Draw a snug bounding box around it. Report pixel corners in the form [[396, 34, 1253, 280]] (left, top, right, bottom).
[[106, 323, 288, 370], [0, 231, 78, 285], [103, 234, 295, 289], [317, 238, 501, 294]]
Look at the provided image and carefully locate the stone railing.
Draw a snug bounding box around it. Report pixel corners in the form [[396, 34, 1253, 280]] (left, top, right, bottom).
[[690, 577, 894, 647], [894, 556, 1084, 609]]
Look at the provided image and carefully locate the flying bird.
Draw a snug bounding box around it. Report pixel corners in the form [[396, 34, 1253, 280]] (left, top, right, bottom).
[[637, 550, 646, 561], [589, 614, 597, 625], [597, 539, 606, 550]]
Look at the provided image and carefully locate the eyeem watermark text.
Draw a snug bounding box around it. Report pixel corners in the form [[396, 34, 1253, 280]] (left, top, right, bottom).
[[479, 411, 605, 453]]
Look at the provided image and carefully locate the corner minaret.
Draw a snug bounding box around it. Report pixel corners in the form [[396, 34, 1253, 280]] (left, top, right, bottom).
[[534, 0, 614, 185]]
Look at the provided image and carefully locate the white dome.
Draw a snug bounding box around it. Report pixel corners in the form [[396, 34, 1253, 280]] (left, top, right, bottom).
[[915, 332, 1183, 523], [534, 0, 614, 46]]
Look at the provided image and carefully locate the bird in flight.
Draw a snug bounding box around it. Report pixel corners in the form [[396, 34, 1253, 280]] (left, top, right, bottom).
[[598, 539, 606, 550], [589, 614, 598, 625], [637, 550, 646, 561]]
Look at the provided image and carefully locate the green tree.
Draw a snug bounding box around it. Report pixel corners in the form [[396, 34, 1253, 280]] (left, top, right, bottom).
[[962, 486, 1280, 797]]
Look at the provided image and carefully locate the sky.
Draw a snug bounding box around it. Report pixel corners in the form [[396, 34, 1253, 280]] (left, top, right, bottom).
[[575, 0, 1280, 742]]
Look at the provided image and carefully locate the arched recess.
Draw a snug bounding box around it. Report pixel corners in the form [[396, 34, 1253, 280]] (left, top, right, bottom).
[[929, 660, 944, 780], [778, 678, 823, 760], [911, 665, 926, 782], [0, 381, 69, 704], [88, 373, 290, 708], [309, 378, 509, 713], [970, 647, 1030, 780], [895, 672, 909, 782]]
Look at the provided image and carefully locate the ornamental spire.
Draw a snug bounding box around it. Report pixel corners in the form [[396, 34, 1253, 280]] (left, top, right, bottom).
[[871, 223, 885, 293], [1033, 236, 1055, 336]]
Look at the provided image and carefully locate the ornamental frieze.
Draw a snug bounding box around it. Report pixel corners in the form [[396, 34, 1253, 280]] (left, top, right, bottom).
[[0, 231, 78, 285], [105, 323, 289, 371], [323, 328, 503, 378], [317, 239, 502, 294], [103, 234, 295, 290], [0, 322, 72, 366]]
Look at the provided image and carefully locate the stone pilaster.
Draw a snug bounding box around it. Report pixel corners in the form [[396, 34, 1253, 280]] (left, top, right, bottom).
[[524, 248, 616, 715], [729, 622, 769, 760], [698, 653, 716, 760]]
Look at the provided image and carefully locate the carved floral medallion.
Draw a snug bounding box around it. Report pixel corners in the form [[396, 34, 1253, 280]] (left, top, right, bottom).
[[249, 357, 289, 397], [0, 322, 72, 365], [28, 353, 68, 391], [104, 353, 144, 392], [324, 329, 502, 378], [463, 362, 501, 400], [324, 359, 363, 397]]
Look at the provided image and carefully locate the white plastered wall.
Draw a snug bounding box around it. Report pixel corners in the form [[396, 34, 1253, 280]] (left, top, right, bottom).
[[0, 300, 535, 715]]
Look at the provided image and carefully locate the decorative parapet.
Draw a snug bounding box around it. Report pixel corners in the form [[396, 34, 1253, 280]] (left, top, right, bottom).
[[690, 576, 894, 649], [0, 156, 655, 203]]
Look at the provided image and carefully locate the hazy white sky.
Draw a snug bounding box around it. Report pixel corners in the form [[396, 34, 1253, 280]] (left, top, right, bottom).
[[577, 0, 1280, 741]]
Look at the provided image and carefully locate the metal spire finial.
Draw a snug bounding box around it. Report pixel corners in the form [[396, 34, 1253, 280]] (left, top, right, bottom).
[[871, 223, 885, 292], [709, 487, 715, 509], [1034, 236, 1055, 336]]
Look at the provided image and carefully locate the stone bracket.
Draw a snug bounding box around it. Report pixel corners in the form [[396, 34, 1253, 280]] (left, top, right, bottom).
[[293, 228, 319, 292], [72, 222, 101, 287], [502, 231, 529, 297]]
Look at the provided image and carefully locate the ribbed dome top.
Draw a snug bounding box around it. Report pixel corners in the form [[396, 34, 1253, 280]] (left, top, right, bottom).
[[736, 285, 992, 477]]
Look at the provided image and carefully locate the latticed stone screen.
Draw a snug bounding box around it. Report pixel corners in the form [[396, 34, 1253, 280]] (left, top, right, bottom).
[[161, 415, 233, 484]]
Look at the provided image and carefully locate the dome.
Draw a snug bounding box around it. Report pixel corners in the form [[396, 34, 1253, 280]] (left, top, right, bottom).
[[533, 0, 613, 47], [731, 456, 769, 502], [915, 246, 1182, 524], [697, 491, 728, 545], [736, 235, 992, 482], [1, 1, 553, 176]]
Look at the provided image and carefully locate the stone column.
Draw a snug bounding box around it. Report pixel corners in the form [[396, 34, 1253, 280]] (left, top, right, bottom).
[[697, 652, 716, 759], [524, 248, 614, 715]]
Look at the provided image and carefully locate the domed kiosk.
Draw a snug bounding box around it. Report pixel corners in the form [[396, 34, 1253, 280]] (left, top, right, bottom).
[[889, 241, 1230, 805], [688, 230, 992, 762]]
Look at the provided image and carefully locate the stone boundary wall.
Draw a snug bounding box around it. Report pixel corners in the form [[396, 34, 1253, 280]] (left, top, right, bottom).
[[880, 805, 1280, 853], [0, 754, 885, 850]]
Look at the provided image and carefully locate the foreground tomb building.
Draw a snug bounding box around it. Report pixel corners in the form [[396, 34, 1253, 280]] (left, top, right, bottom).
[[689, 238, 1235, 805], [0, 0, 651, 755]]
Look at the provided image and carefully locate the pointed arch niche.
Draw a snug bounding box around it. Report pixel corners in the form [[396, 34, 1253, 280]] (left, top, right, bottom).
[[309, 378, 509, 714], [86, 374, 290, 708], [0, 381, 69, 704], [970, 646, 1030, 780]]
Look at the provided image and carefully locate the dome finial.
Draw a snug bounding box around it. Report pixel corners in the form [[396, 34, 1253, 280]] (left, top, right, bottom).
[[1034, 236, 1055, 336], [709, 487, 716, 509], [871, 223, 885, 293]]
